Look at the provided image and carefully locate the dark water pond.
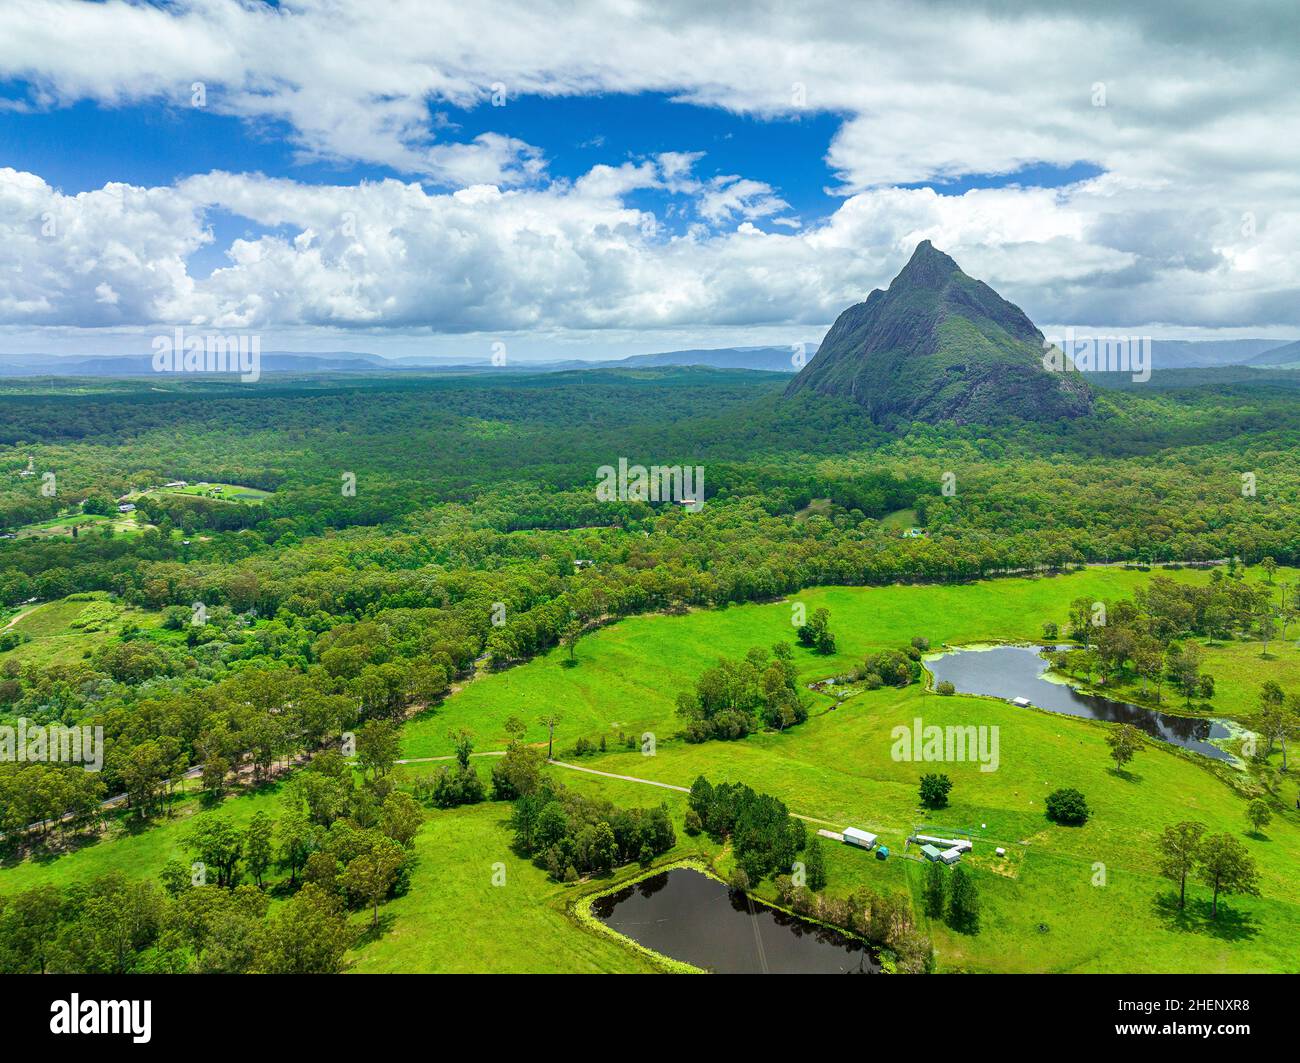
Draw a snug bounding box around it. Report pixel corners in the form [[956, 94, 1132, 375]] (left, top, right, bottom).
[[926, 644, 1233, 762], [591, 867, 877, 973]]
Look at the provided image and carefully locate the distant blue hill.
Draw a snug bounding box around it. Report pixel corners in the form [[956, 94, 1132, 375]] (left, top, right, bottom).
[[0, 345, 814, 377], [0, 338, 1291, 377]]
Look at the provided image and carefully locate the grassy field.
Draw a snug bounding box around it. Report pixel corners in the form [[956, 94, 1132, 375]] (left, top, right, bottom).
[[0, 781, 281, 891], [878, 507, 920, 533], [140, 482, 271, 504], [347, 782, 671, 973], [1, 593, 165, 667], [11, 511, 145, 539], [404, 565, 1270, 760], [4, 566, 1299, 973]]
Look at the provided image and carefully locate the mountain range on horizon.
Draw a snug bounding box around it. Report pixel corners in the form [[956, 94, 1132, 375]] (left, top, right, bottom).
[[0, 330, 1292, 382]]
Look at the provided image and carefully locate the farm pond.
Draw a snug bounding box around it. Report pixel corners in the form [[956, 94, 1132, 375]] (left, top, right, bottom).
[[925, 644, 1234, 762], [591, 867, 878, 973]]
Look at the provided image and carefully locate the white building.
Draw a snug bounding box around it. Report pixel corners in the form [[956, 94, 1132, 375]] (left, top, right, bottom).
[[842, 827, 878, 850]]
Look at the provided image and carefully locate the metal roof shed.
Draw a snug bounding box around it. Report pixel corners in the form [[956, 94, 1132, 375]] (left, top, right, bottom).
[[842, 827, 878, 849], [920, 844, 943, 861]]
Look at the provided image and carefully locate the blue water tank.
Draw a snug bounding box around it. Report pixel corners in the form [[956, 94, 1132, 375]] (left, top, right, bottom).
[[876, 846, 889, 860]]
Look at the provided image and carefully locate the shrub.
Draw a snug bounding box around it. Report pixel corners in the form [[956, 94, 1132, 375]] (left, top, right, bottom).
[[919, 773, 953, 809], [861, 649, 919, 687], [1045, 787, 1089, 825], [936, 680, 955, 695]]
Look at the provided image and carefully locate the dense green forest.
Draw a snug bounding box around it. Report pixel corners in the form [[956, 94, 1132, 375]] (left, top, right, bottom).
[[3, 365, 1300, 972]]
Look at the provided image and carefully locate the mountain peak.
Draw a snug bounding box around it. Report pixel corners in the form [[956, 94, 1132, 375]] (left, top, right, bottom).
[[892, 239, 962, 290], [784, 243, 1093, 427]]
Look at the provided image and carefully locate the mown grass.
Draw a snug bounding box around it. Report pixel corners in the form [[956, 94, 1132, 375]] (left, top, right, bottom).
[[346, 790, 669, 973], [403, 566, 1239, 760], [0, 783, 284, 892], [145, 482, 271, 504], [878, 507, 919, 532]]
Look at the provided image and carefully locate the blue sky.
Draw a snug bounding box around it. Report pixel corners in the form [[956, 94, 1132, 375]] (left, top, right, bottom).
[[0, 0, 1296, 360]]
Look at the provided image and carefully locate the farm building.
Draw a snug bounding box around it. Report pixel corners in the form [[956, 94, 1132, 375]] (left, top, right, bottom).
[[842, 827, 878, 850], [939, 847, 962, 865], [920, 844, 943, 862], [914, 833, 972, 853], [117, 503, 135, 513]]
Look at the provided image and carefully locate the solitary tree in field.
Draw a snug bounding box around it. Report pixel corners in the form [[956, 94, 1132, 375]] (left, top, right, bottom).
[[797, 608, 835, 654], [945, 865, 980, 933], [1044, 787, 1089, 825], [1246, 799, 1272, 836], [804, 838, 827, 891], [1262, 556, 1278, 584], [538, 713, 561, 760], [1195, 833, 1260, 919], [1157, 820, 1206, 910], [923, 860, 946, 919], [448, 728, 474, 770], [1277, 695, 1299, 771], [1168, 643, 1202, 705], [919, 773, 953, 809], [561, 616, 585, 662], [1256, 682, 1289, 763], [1258, 610, 1277, 657], [340, 837, 406, 929], [1106, 724, 1143, 775]]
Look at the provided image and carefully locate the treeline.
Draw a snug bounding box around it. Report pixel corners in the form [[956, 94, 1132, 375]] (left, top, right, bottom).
[[510, 771, 676, 882], [1050, 570, 1276, 704], [675, 643, 807, 741], [0, 620, 443, 851], [686, 776, 807, 886], [0, 745, 422, 973]]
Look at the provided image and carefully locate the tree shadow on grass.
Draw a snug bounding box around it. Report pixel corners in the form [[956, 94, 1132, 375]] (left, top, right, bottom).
[[1106, 768, 1145, 785], [352, 911, 398, 947], [1152, 892, 1259, 942]]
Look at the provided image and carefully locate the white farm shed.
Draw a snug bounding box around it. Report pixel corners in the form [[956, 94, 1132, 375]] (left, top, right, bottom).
[[939, 847, 963, 865], [842, 827, 878, 850]]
